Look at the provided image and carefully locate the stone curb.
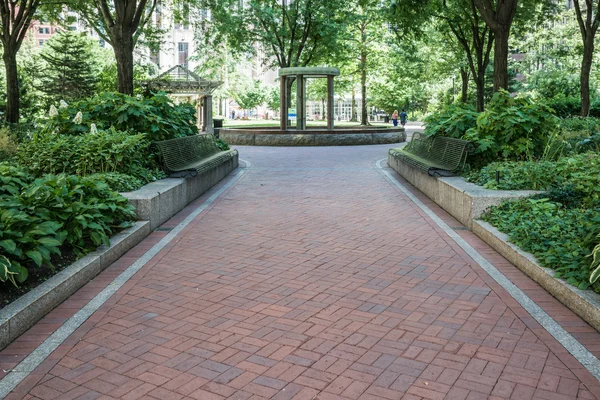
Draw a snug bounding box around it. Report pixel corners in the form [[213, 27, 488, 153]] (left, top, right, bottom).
[[472, 220, 600, 332], [0, 221, 151, 350]]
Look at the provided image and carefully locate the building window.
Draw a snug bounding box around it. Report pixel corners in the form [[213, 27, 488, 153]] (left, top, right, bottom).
[[99, 39, 105, 48], [178, 42, 189, 67], [39, 40, 44, 46], [38, 27, 50, 34]]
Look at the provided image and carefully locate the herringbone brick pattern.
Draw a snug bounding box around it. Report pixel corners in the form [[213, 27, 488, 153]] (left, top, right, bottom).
[[3, 144, 600, 399]]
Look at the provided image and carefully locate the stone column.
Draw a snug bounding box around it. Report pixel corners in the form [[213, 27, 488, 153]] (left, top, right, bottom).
[[280, 76, 287, 130], [196, 95, 202, 130], [198, 96, 204, 131], [327, 75, 334, 131], [205, 94, 214, 134], [296, 74, 305, 130]]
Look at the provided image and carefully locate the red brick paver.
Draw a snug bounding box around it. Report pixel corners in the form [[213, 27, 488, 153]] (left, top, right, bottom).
[[2, 144, 600, 400]]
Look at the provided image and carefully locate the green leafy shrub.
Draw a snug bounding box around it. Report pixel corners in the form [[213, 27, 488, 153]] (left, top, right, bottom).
[[464, 91, 559, 165], [215, 138, 230, 151], [18, 129, 149, 178], [546, 97, 600, 118], [425, 92, 559, 167], [467, 153, 600, 207], [42, 92, 198, 142], [84, 172, 144, 192], [483, 198, 600, 291], [424, 104, 478, 139], [0, 164, 136, 286], [0, 128, 19, 161]]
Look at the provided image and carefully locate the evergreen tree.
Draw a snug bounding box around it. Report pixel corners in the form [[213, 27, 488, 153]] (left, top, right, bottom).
[[40, 31, 97, 103]]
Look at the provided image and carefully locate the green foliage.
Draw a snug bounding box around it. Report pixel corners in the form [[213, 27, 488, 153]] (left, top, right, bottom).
[[18, 129, 149, 177], [234, 80, 267, 111], [42, 92, 198, 142], [39, 31, 98, 103], [424, 104, 478, 138], [96, 62, 156, 95], [465, 91, 559, 164], [85, 172, 144, 192], [590, 221, 600, 283], [545, 97, 600, 118], [215, 138, 230, 151], [0, 127, 18, 161], [467, 153, 600, 207], [483, 198, 599, 291], [0, 164, 136, 286], [0, 255, 27, 287]]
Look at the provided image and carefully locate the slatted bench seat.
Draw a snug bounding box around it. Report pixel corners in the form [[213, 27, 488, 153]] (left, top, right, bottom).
[[156, 134, 238, 177], [389, 132, 472, 176]]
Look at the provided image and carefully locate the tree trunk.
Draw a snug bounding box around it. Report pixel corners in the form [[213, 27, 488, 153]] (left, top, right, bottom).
[[360, 51, 367, 126], [113, 33, 135, 95], [493, 27, 510, 92], [581, 36, 594, 116], [3, 52, 19, 123], [460, 68, 469, 103], [351, 87, 357, 122], [475, 72, 485, 112]]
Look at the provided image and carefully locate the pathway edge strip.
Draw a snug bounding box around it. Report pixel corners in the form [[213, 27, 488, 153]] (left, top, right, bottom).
[[376, 159, 600, 381], [0, 165, 249, 398]]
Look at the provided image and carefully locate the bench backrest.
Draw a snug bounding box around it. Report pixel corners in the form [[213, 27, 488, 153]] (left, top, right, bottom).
[[156, 134, 221, 171], [408, 132, 471, 170]]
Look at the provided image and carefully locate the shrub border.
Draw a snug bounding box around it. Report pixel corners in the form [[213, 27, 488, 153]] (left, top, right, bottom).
[[0, 221, 151, 350], [473, 221, 600, 332]]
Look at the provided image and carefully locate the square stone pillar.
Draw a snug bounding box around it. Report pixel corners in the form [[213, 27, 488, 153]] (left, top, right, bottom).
[[205, 94, 214, 134], [280, 77, 287, 130], [296, 74, 305, 130], [327, 75, 334, 131], [198, 96, 204, 131]]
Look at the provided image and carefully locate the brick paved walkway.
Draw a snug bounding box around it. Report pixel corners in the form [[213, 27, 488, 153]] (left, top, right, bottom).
[[2, 144, 600, 400]]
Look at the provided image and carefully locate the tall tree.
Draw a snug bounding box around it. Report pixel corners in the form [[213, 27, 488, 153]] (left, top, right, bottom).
[[40, 31, 98, 103], [572, 0, 600, 116], [441, 0, 494, 111], [473, 0, 517, 91], [200, 0, 345, 113], [0, 0, 40, 122], [73, 0, 159, 95], [346, 0, 387, 125]]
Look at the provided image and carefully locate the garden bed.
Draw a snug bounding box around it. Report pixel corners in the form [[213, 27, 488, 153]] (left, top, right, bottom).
[[387, 150, 539, 228], [473, 220, 600, 332], [0, 221, 150, 350]]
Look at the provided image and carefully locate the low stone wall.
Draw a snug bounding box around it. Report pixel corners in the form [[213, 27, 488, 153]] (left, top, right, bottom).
[[123, 152, 239, 230], [473, 221, 600, 332], [387, 151, 538, 228], [220, 128, 406, 146], [0, 222, 150, 350]]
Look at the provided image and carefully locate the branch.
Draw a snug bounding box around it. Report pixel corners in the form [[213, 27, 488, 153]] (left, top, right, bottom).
[[473, 0, 499, 31]]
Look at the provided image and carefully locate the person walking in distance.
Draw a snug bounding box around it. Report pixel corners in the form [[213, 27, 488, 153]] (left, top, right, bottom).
[[399, 109, 408, 127], [391, 110, 399, 127]]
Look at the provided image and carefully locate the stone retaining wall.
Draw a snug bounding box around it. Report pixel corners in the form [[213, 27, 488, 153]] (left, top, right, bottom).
[[387, 151, 538, 228], [220, 129, 406, 146], [123, 151, 239, 230]]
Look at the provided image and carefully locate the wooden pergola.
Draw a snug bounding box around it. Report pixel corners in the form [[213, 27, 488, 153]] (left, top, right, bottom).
[[146, 65, 222, 133]]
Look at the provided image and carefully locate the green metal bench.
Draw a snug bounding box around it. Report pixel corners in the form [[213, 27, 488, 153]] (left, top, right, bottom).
[[390, 132, 472, 176], [156, 134, 237, 177]]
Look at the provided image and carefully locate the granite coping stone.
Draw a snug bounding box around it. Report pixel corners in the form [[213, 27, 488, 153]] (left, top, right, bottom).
[[388, 150, 541, 227], [0, 221, 150, 350], [473, 220, 600, 332]]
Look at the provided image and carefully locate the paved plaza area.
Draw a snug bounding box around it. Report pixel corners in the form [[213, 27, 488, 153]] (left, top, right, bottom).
[[1, 143, 600, 400]]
